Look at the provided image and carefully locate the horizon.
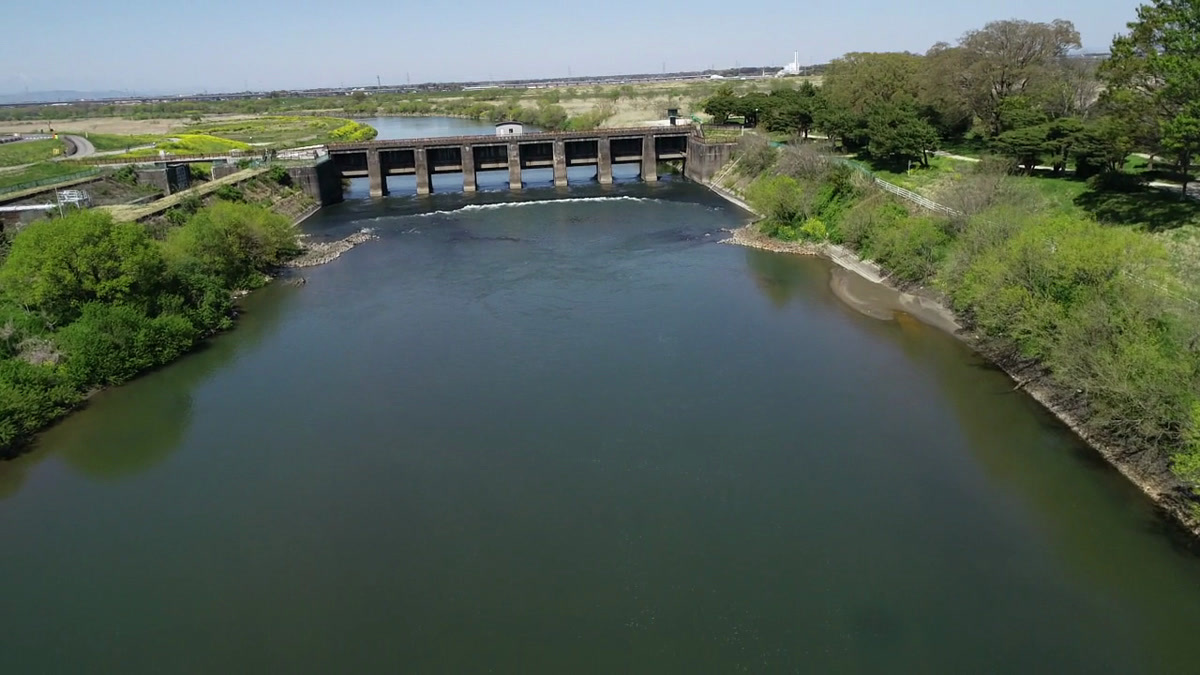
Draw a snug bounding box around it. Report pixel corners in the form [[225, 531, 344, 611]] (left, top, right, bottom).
[[1, 0, 1139, 95]]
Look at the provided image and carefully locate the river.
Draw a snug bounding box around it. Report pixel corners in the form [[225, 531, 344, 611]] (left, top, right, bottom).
[[2, 119, 1200, 673]]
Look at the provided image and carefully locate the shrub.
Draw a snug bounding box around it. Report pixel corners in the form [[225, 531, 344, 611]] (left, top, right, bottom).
[[163, 201, 298, 290], [871, 214, 950, 283], [736, 134, 776, 176], [267, 164, 291, 186], [0, 210, 168, 326], [214, 185, 245, 202], [799, 217, 829, 241]]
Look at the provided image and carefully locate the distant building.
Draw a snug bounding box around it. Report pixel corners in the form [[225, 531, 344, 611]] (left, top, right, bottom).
[[775, 52, 803, 77], [495, 121, 524, 136]]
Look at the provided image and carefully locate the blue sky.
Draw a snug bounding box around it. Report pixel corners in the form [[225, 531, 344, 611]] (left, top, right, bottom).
[[0, 0, 1141, 94]]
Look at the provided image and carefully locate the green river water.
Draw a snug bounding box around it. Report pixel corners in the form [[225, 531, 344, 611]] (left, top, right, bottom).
[[2, 129, 1200, 672]]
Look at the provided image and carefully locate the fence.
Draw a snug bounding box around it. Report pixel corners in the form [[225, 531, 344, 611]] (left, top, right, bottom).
[[0, 168, 102, 196]]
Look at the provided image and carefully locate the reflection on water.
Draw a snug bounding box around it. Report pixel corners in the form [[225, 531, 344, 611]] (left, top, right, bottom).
[[0, 284, 297, 496], [3, 179, 1200, 673]]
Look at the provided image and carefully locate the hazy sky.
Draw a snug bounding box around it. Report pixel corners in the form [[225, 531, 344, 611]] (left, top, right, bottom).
[[0, 0, 1141, 94]]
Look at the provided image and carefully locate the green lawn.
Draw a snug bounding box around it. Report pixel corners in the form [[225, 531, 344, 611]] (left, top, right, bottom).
[[0, 162, 95, 190], [936, 137, 989, 158], [68, 132, 165, 152], [700, 125, 743, 143], [855, 151, 1200, 232], [853, 154, 974, 192], [0, 138, 66, 167]]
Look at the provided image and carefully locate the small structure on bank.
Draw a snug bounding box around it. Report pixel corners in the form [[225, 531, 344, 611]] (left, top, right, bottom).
[[495, 121, 524, 136]]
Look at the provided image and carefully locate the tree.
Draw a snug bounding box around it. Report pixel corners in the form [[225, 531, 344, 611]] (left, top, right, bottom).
[[955, 19, 1082, 136], [919, 43, 974, 139], [1072, 118, 1133, 176], [1044, 117, 1085, 174], [0, 211, 166, 327], [866, 104, 940, 167], [994, 124, 1050, 174], [163, 201, 298, 291], [702, 84, 738, 124], [764, 82, 822, 138], [1104, 0, 1200, 198]]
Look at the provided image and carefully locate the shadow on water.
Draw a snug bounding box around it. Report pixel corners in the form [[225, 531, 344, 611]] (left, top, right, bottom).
[[0, 284, 298, 499], [742, 245, 1200, 666], [743, 246, 840, 309], [873, 310, 1200, 666]]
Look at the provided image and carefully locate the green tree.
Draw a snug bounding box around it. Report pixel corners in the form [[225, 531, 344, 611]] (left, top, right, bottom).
[[702, 84, 738, 124], [0, 210, 166, 327], [955, 19, 1082, 136], [866, 104, 940, 167], [994, 124, 1050, 173], [163, 201, 298, 291], [1103, 0, 1200, 197]]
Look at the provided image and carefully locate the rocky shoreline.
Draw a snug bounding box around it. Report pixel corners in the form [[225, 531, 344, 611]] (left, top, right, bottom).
[[286, 228, 379, 268], [710, 182, 1200, 538]]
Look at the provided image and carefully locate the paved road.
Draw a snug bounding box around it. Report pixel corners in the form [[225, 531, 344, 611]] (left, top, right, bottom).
[[61, 134, 95, 159]]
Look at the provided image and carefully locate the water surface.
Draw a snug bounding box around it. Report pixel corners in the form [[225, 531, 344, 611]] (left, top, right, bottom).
[[2, 180, 1200, 673]]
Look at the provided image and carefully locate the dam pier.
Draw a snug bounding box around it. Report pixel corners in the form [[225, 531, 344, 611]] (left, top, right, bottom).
[[325, 126, 730, 198]]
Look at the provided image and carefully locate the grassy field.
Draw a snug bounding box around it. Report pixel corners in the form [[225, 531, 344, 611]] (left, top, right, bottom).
[[855, 148, 1200, 233], [111, 134, 254, 159], [184, 116, 375, 146], [853, 155, 976, 193], [68, 132, 165, 152], [0, 138, 66, 166], [0, 161, 93, 190]]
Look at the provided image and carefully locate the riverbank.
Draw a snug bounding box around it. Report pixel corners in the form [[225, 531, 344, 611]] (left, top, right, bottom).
[[0, 196, 369, 458], [708, 179, 1200, 538]]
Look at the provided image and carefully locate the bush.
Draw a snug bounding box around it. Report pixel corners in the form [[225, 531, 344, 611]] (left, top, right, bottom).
[[163, 201, 298, 290], [189, 164, 211, 183], [0, 210, 168, 326], [267, 164, 291, 186], [736, 134, 776, 176], [0, 358, 80, 451], [1086, 171, 1147, 193], [871, 214, 950, 283], [56, 303, 196, 386], [112, 165, 138, 185], [214, 185, 245, 202]]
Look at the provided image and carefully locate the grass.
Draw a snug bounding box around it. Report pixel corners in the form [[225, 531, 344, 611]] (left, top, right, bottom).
[[67, 132, 164, 152], [854, 154, 974, 192], [0, 138, 66, 166], [700, 125, 743, 142], [111, 134, 253, 159], [0, 161, 92, 190], [184, 116, 370, 147], [936, 136, 990, 158], [854, 149, 1200, 232], [1124, 154, 1196, 183]]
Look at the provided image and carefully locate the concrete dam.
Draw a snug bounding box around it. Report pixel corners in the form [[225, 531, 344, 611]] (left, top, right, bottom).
[[324, 126, 732, 198]]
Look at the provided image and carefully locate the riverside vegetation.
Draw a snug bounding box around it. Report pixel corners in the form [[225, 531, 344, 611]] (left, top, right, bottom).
[[722, 3, 1200, 523], [0, 192, 301, 454]]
